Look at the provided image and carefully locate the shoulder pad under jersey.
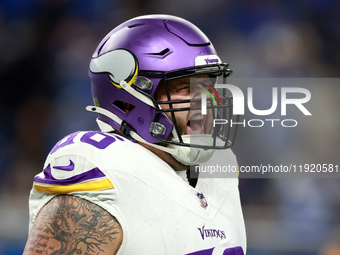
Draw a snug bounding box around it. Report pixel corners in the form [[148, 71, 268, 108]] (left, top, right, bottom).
[[33, 131, 126, 194]]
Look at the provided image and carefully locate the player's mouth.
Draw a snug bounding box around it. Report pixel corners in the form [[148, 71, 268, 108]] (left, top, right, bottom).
[[186, 114, 205, 134]]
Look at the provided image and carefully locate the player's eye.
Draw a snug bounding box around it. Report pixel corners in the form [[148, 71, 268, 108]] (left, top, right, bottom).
[[176, 85, 190, 94]]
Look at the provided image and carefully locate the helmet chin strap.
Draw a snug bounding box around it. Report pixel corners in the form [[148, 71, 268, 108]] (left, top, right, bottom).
[[169, 135, 215, 165], [86, 105, 179, 155], [86, 105, 215, 166]]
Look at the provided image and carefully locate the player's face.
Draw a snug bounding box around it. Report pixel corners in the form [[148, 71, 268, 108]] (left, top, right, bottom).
[[155, 75, 214, 137]]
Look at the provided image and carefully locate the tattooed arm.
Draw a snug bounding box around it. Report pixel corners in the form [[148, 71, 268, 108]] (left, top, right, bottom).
[[23, 195, 122, 255]]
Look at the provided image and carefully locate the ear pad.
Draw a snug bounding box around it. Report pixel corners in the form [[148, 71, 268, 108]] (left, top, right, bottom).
[[90, 49, 139, 88]]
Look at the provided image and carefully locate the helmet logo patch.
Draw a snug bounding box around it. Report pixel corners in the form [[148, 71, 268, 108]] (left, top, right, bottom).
[[195, 55, 221, 66], [89, 49, 139, 88]]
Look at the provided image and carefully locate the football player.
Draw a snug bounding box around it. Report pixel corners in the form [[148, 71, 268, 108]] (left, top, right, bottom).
[[23, 15, 246, 255]]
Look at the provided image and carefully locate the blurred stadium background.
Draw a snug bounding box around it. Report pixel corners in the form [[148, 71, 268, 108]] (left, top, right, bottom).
[[0, 0, 339, 254]]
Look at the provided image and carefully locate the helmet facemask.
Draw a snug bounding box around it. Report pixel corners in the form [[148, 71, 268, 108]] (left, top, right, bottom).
[[140, 63, 238, 165]]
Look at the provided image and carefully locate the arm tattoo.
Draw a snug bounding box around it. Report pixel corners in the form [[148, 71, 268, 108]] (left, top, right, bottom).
[[23, 195, 122, 255]]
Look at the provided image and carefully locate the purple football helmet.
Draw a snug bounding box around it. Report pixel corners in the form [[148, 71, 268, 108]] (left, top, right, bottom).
[[87, 14, 236, 165]]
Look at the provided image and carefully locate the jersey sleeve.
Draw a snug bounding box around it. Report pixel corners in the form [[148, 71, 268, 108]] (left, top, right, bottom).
[[33, 131, 117, 194], [28, 131, 126, 230]]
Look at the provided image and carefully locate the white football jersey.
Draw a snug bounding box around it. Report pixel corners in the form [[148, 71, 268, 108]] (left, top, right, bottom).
[[29, 131, 246, 255]]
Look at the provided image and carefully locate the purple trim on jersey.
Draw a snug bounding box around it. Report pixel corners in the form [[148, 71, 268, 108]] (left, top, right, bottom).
[[34, 164, 106, 185], [222, 247, 244, 255], [185, 247, 215, 255], [186, 247, 243, 255]]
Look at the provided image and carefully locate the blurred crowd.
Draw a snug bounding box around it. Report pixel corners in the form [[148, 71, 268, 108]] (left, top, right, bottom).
[[0, 0, 339, 254]]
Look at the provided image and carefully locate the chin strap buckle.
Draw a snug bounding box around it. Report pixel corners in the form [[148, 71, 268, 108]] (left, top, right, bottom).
[[120, 121, 136, 140]]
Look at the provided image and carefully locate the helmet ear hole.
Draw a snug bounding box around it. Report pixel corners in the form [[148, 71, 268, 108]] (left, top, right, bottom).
[[113, 100, 135, 113]]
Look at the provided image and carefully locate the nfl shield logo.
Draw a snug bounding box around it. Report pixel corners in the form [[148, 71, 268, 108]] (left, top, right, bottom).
[[196, 192, 208, 209]]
